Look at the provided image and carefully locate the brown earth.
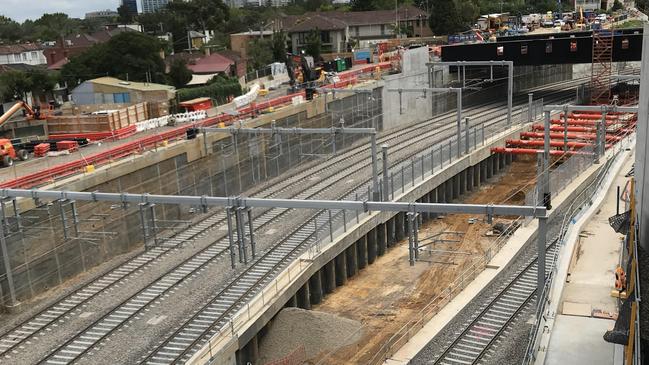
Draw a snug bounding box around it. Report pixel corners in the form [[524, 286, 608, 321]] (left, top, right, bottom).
[[307, 159, 538, 364]]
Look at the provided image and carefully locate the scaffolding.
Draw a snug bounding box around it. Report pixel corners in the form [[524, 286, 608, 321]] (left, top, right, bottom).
[[591, 29, 614, 105]]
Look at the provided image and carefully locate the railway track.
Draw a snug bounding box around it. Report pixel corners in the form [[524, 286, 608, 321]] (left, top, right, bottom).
[[40, 88, 551, 365], [136, 94, 591, 362], [0, 74, 611, 364], [431, 240, 559, 365]]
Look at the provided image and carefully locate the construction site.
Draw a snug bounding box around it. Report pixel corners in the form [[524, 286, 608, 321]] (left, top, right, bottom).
[[0, 25, 645, 365]]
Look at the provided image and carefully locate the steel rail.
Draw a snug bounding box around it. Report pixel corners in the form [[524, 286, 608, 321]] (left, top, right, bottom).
[[0, 73, 610, 362]]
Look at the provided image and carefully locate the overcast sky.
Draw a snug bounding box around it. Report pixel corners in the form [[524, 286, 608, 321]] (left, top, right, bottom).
[[2, 0, 121, 22]]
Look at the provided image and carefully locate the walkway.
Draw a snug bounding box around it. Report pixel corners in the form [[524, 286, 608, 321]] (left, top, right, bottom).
[[544, 152, 635, 365]]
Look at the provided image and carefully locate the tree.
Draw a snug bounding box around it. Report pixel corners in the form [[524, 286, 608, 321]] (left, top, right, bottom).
[[247, 38, 273, 70], [168, 59, 193, 88], [351, 0, 376, 11], [167, 0, 229, 32], [304, 29, 322, 60], [0, 71, 33, 101], [428, 0, 463, 35], [118, 5, 134, 24], [61, 32, 166, 87], [0, 16, 22, 42], [271, 31, 287, 63], [611, 0, 624, 11], [34, 13, 78, 41]]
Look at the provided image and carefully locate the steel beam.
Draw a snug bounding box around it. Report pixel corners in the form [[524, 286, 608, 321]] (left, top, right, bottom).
[[543, 104, 638, 113], [0, 189, 546, 217]]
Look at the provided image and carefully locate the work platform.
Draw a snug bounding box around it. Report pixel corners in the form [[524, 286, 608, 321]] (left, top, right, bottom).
[[441, 28, 643, 65], [539, 151, 634, 365]]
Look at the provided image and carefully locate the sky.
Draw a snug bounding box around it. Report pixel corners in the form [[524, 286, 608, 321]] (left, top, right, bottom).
[[2, 0, 120, 22]]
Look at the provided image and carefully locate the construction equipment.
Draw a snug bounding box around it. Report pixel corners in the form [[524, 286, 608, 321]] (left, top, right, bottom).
[[285, 52, 322, 99], [0, 101, 51, 127], [0, 138, 29, 167]]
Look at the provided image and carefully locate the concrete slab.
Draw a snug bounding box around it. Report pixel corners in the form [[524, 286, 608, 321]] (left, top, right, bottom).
[[562, 302, 591, 317], [533, 141, 635, 364], [559, 151, 633, 314], [545, 315, 615, 365]]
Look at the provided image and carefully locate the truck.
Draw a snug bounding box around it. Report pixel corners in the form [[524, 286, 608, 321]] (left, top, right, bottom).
[[0, 138, 28, 167]]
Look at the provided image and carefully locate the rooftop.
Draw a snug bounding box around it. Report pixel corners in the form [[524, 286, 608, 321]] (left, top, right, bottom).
[[88, 77, 176, 93], [0, 43, 44, 55], [282, 5, 428, 32], [186, 53, 234, 74]]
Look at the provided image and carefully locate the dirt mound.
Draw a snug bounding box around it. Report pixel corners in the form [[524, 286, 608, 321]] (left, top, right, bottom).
[[258, 307, 363, 364]]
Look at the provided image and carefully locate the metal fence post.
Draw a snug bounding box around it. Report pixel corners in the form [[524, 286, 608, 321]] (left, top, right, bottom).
[[537, 215, 548, 307], [328, 210, 334, 242], [247, 208, 255, 259], [528, 93, 534, 123], [563, 106, 569, 153], [411, 159, 415, 186], [464, 117, 470, 155], [371, 134, 380, 201], [226, 207, 236, 268], [0, 203, 18, 308], [456, 90, 462, 158], [382, 144, 389, 202]]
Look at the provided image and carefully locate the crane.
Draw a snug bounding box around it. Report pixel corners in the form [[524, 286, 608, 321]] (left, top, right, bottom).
[[0, 100, 49, 127]]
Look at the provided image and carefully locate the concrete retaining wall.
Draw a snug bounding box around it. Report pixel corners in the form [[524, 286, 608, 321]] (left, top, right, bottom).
[[0, 90, 382, 305]]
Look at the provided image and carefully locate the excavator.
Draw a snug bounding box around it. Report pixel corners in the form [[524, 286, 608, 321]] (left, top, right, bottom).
[[0, 101, 50, 167], [285, 52, 323, 100]]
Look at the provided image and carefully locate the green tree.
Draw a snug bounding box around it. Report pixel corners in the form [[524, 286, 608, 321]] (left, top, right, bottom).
[[272, 31, 287, 63], [0, 71, 33, 101], [168, 59, 193, 88], [0, 16, 22, 42], [34, 13, 78, 41], [247, 37, 273, 70], [27, 69, 60, 102], [428, 0, 463, 35], [118, 5, 134, 24], [61, 32, 166, 87], [304, 29, 322, 60], [611, 0, 624, 11], [351, 0, 377, 11]]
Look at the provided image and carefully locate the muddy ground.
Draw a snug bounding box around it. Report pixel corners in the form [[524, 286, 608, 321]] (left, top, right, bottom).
[[306, 158, 538, 364]]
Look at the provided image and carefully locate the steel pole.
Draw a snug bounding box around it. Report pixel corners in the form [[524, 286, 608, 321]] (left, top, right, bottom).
[[528, 93, 534, 123], [464, 117, 470, 154], [543, 111, 551, 209], [537, 215, 548, 304], [507, 63, 513, 127], [563, 107, 569, 153], [371, 134, 380, 201], [382, 144, 390, 201], [0, 204, 17, 308], [456, 89, 462, 158]]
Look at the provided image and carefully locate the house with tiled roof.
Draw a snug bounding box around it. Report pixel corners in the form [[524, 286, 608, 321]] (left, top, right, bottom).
[[0, 44, 47, 66], [280, 6, 431, 54]]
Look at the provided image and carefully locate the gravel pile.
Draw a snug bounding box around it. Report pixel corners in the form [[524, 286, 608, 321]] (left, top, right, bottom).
[[258, 308, 363, 364]]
